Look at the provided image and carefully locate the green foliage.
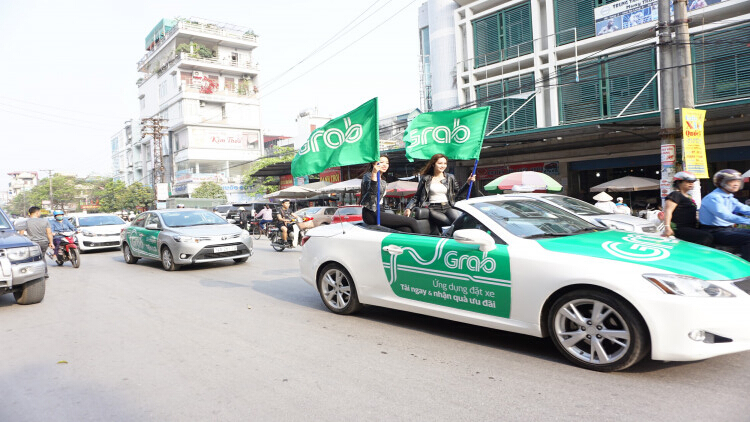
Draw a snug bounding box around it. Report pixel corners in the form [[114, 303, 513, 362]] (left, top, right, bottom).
[[176, 42, 214, 58], [97, 181, 154, 212], [192, 182, 227, 200], [126, 183, 155, 210], [242, 146, 296, 196]]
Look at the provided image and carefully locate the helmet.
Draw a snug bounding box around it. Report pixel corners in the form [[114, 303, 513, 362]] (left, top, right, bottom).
[[176, 203, 185, 208], [713, 169, 743, 190], [53, 210, 64, 216], [672, 171, 697, 188]]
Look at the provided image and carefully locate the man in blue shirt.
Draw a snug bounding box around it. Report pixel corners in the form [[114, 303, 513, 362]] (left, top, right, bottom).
[[50, 210, 76, 256], [699, 169, 750, 261]]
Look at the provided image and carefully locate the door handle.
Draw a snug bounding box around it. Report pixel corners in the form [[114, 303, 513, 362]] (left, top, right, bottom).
[[382, 245, 403, 255]]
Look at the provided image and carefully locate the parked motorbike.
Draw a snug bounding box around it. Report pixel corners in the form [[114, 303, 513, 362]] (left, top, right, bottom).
[[637, 204, 665, 232], [268, 216, 314, 252], [51, 231, 81, 268]]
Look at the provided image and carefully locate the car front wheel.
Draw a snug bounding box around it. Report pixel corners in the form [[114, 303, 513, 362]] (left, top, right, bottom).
[[161, 246, 180, 271], [317, 263, 362, 315], [14, 277, 46, 305], [548, 289, 649, 372]]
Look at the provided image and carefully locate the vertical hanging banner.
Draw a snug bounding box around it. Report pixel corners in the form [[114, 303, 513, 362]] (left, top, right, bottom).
[[291, 98, 379, 178], [681, 108, 709, 179], [403, 107, 490, 161]]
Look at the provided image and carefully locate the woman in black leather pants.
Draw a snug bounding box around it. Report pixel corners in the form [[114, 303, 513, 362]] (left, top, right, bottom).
[[404, 153, 478, 228], [360, 156, 422, 233]]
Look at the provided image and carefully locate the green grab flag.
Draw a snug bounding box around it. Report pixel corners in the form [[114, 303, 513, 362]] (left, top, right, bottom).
[[291, 97, 379, 178], [403, 107, 490, 162]]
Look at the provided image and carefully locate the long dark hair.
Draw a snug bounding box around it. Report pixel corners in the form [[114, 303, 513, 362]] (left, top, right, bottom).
[[419, 153, 447, 176], [360, 155, 389, 176]]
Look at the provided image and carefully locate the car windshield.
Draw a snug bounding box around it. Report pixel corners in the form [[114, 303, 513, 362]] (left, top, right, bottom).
[[299, 207, 321, 216], [0, 212, 10, 230], [471, 199, 598, 238], [542, 195, 607, 216], [161, 210, 227, 227], [78, 215, 126, 226]]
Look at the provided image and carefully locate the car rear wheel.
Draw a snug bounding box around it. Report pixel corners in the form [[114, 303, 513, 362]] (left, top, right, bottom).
[[14, 277, 46, 305], [317, 263, 362, 315], [548, 289, 649, 372], [123, 243, 139, 264], [161, 246, 180, 271]]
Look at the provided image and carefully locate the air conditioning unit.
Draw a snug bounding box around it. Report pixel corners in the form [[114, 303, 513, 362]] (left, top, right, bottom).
[[199, 101, 206, 107], [192, 71, 203, 78]]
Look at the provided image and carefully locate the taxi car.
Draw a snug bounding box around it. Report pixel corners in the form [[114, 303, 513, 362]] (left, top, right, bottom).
[[121, 209, 252, 271], [300, 194, 750, 371], [68, 213, 128, 252], [529, 194, 661, 233]]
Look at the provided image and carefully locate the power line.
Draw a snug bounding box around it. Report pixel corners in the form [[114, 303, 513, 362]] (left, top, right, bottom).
[[0, 106, 113, 132], [0, 96, 126, 121], [261, 0, 391, 89], [260, 0, 419, 100], [0, 101, 119, 129]]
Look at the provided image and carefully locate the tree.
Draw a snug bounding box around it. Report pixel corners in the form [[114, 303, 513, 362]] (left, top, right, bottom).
[[125, 183, 155, 210], [192, 182, 227, 200], [98, 180, 129, 212], [242, 146, 296, 196]]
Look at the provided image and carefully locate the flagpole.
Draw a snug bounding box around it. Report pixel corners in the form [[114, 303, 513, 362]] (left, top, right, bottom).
[[376, 171, 381, 225], [467, 159, 479, 200]]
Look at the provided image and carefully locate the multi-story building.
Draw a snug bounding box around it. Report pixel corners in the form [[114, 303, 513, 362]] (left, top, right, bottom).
[[7, 171, 38, 201], [417, 0, 750, 202], [110, 120, 149, 186], [136, 17, 263, 199]]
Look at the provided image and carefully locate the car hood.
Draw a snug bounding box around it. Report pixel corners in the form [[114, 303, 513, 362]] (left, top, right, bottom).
[[536, 230, 750, 280], [165, 224, 241, 237], [79, 224, 126, 234], [588, 214, 654, 227], [0, 229, 34, 248]]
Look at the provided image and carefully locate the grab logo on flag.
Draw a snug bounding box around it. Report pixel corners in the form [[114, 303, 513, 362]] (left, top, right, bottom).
[[403, 107, 490, 162], [406, 118, 471, 149], [298, 117, 363, 155]]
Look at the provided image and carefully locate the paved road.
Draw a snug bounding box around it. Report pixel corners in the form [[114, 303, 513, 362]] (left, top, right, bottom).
[[1, 241, 748, 421]]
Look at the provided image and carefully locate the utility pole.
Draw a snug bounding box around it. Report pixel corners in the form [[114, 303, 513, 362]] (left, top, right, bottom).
[[140, 116, 168, 185], [40, 169, 54, 211], [657, 0, 676, 203], [673, 0, 695, 110]]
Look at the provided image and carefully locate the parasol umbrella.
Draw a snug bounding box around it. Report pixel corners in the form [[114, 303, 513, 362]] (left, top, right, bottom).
[[264, 185, 318, 199], [742, 169, 750, 182], [484, 171, 563, 193], [589, 176, 660, 192], [386, 180, 419, 197], [320, 179, 362, 192], [303, 180, 333, 191]]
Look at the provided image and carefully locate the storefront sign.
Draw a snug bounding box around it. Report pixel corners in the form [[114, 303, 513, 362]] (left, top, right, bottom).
[[319, 167, 342, 183], [280, 175, 294, 190], [682, 108, 708, 178], [189, 128, 260, 150], [477, 162, 559, 180], [594, 0, 658, 37]]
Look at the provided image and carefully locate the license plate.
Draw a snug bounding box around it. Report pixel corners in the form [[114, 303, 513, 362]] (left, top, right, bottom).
[[214, 246, 237, 253]]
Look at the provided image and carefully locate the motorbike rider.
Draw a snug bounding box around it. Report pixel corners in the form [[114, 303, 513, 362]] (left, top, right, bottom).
[[699, 169, 750, 261], [50, 210, 76, 256], [276, 199, 298, 245], [255, 205, 273, 231], [662, 171, 713, 246]]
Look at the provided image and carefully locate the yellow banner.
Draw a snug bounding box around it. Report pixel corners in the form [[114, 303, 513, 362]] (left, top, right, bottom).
[[681, 108, 708, 178]]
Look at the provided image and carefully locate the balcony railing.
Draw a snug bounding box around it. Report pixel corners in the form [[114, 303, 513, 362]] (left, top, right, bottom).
[[176, 52, 259, 72], [180, 81, 259, 98], [137, 19, 258, 71]]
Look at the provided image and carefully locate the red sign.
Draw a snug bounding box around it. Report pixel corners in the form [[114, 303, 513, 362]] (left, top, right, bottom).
[[477, 162, 559, 180], [319, 167, 341, 184], [280, 175, 294, 190]]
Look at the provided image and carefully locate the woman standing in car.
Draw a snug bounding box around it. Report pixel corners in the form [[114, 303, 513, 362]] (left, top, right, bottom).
[[360, 156, 421, 233], [662, 171, 713, 246], [404, 153, 478, 227]]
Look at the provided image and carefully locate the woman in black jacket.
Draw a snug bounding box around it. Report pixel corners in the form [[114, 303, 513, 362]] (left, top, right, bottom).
[[404, 153, 479, 227], [360, 155, 422, 233]]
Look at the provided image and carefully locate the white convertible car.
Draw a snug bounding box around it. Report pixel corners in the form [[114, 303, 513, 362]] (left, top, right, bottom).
[[300, 194, 750, 371]]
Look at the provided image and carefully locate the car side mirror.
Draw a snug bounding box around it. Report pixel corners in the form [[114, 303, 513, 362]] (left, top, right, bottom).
[[145, 223, 160, 230], [226, 219, 236, 224], [453, 229, 496, 252]]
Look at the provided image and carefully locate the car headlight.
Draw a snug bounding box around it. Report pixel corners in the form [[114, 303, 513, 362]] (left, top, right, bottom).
[[173, 235, 194, 243], [81, 230, 95, 237], [6, 245, 41, 261], [598, 219, 634, 232], [643, 274, 735, 297], [240, 230, 251, 239]]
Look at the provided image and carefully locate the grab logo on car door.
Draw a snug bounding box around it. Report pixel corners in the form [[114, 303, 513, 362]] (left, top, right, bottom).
[[380, 234, 512, 318]]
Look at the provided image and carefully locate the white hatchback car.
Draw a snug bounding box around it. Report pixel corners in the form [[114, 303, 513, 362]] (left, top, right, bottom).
[[69, 214, 128, 252]]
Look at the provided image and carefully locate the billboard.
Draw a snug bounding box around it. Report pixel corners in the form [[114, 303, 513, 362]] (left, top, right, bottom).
[[594, 0, 727, 37]]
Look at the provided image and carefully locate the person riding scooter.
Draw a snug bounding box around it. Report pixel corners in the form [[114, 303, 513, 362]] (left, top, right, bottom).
[[276, 199, 299, 246], [50, 210, 76, 257]]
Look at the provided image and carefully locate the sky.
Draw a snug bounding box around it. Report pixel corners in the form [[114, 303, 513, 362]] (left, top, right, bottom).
[[0, 0, 422, 189]]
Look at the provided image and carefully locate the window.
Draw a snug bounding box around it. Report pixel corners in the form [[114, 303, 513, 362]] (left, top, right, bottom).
[[557, 46, 657, 123], [159, 81, 167, 99], [476, 73, 537, 135], [132, 213, 148, 228], [140, 97, 146, 110], [324, 208, 336, 215], [555, 0, 618, 45], [145, 213, 162, 229], [693, 24, 750, 104], [450, 213, 505, 244], [472, 3, 533, 68]]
